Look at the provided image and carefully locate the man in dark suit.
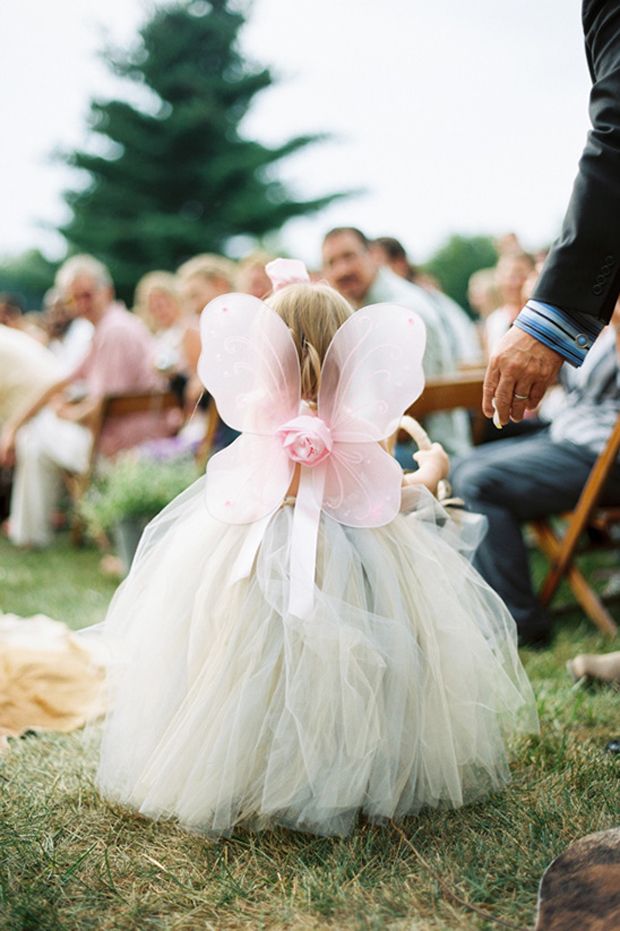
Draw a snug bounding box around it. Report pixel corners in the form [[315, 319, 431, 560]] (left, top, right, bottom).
[[485, 0, 620, 424]]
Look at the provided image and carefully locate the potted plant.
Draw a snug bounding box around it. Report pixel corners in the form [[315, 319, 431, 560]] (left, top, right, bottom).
[[79, 452, 200, 573]]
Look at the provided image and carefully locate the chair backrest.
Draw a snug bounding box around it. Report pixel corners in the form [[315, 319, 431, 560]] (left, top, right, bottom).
[[405, 370, 485, 419], [89, 390, 182, 468], [100, 392, 181, 419], [403, 370, 486, 446]]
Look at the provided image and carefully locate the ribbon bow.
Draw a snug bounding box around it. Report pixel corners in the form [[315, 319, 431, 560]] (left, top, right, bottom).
[[198, 279, 426, 618]]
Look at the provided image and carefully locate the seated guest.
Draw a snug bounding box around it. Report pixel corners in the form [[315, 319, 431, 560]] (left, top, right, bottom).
[[371, 235, 482, 364], [451, 303, 620, 645], [494, 231, 523, 257], [0, 325, 62, 430], [42, 288, 94, 375], [467, 267, 500, 359], [0, 326, 61, 524], [134, 271, 201, 388], [0, 294, 25, 328], [0, 255, 169, 548], [484, 252, 535, 355], [176, 254, 236, 317], [371, 236, 418, 282], [236, 251, 275, 298], [468, 266, 499, 319], [176, 254, 237, 411], [0, 294, 47, 343], [322, 226, 472, 455], [371, 236, 441, 292]]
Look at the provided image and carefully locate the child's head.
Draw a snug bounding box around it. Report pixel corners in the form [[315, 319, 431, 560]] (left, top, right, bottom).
[[267, 282, 352, 400]]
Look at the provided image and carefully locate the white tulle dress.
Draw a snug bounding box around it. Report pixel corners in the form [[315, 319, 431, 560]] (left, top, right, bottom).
[[95, 286, 538, 837], [95, 478, 538, 837]]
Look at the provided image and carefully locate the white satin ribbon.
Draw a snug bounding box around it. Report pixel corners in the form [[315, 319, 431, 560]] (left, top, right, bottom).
[[228, 465, 326, 619], [288, 465, 325, 619], [228, 511, 274, 584]]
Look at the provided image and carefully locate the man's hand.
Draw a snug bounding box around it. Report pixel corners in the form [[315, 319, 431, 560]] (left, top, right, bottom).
[[483, 327, 564, 426]]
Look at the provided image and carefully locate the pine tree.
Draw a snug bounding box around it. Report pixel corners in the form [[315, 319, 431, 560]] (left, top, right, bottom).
[[60, 0, 343, 300]]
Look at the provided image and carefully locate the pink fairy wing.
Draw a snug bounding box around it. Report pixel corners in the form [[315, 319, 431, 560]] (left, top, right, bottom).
[[318, 304, 426, 442], [322, 441, 404, 527], [206, 433, 294, 523], [198, 293, 301, 434]]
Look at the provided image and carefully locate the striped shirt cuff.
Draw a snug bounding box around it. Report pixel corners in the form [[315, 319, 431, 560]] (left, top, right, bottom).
[[514, 300, 604, 367]]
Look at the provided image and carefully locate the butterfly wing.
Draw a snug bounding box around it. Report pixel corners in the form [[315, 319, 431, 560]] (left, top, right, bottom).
[[318, 303, 426, 442], [318, 304, 426, 527], [322, 442, 404, 527], [206, 433, 294, 524], [198, 293, 301, 434]]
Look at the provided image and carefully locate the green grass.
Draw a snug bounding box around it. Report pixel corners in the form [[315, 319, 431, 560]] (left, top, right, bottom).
[[0, 535, 619, 930], [0, 535, 117, 630]]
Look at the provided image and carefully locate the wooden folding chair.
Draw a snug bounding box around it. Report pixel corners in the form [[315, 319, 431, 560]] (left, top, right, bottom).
[[66, 389, 182, 542], [530, 414, 620, 637], [87, 390, 182, 468], [404, 369, 486, 440]]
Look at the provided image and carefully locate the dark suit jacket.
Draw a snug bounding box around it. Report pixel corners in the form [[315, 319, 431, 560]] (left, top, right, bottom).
[[532, 0, 620, 323]]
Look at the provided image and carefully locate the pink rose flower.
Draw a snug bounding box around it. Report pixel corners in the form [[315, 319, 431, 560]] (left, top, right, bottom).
[[277, 414, 333, 467]]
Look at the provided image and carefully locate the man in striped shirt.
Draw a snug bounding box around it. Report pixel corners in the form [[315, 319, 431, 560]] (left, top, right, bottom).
[[453, 308, 620, 645]]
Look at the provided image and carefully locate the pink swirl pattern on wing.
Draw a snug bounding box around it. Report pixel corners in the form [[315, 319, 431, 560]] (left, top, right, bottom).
[[318, 304, 426, 443], [198, 293, 300, 434]]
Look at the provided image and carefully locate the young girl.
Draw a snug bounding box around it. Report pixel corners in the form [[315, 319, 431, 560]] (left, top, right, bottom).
[[96, 259, 537, 838]]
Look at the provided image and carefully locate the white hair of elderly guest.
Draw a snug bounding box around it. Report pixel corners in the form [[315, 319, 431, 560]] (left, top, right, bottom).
[[55, 254, 113, 294]]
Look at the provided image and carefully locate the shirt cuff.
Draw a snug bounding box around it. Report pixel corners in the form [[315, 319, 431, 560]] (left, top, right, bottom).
[[513, 300, 604, 367]]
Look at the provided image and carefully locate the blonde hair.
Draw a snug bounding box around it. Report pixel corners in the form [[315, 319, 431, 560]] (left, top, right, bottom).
[[177, 253, 236, 287], [237, 250, 274, 276], [134, 271, 180, 318], [267, 282, 353, 400]]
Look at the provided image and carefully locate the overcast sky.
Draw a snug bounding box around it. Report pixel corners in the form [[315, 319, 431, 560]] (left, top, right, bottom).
[[1, 0, 588, 268]]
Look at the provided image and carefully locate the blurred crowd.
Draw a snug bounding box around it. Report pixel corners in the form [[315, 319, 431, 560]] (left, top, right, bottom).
[[0, 227, 549, 449], [2, 228, 620, 649]]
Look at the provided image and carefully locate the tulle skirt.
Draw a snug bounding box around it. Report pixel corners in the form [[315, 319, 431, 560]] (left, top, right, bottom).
[[93, 477, 538, 837]]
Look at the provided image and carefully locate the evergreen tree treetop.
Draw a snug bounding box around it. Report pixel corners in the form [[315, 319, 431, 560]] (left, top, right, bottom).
[[60, 0, 346, 300]]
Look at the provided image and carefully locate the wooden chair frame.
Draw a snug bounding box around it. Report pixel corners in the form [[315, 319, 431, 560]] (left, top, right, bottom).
[[531, 414, 620, 637], [402, 370, 486, 448], [66, 390, 182, 542], [87, 390, 182, 472], [405, 369, 485, 420], [406, 372, 620, 636]]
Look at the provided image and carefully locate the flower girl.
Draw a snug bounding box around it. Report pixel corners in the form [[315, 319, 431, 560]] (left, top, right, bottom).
[[96, 258, 537, 837]]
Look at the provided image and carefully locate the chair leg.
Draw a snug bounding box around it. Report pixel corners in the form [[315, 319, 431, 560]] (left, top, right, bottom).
[[531, 521, 565, 605], [567, 565, 618, 637], [531, 520, 618, 636], [70, 513, 85, 546], [63, 471, 89, 547]]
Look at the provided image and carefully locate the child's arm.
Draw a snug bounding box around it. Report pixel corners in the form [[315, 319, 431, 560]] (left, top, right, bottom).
[[402, 442, 450, 496]]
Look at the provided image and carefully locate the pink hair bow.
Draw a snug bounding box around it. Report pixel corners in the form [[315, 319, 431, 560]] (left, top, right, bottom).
[[198, 291, 426, 618], [265, 257, 310, 291]]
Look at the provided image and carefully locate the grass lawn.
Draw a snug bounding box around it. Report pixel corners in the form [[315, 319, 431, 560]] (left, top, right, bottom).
[[0, 534, 619, 930]]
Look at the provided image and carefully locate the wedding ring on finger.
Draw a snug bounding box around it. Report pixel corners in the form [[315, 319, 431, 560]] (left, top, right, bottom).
[[514, 393, 529, 401]]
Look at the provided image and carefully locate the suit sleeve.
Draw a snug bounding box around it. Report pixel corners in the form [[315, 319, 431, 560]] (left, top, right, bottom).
[[532, 0, 620, 324]]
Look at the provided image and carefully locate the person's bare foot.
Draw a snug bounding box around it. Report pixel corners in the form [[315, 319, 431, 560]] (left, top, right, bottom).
[[99, 554, 125, 578], [567, 652, 620, 684]]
